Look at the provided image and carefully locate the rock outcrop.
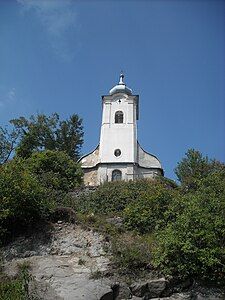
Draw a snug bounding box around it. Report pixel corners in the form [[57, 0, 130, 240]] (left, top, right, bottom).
[[3, 222, 112, 300], [2, 222, 225, 300]]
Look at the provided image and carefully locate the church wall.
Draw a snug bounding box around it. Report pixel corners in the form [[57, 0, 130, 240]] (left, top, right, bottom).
[[135, 166, 162, 179], [137, 144, 162, 169], [79, 146, 100, 168], [83, 167, 98, 186], [82, 164, 162, 186], [80, 75, 164, 186], [98, 163, 135, 183], [100, 126, 136, 162], [99, 95, 137, 164]]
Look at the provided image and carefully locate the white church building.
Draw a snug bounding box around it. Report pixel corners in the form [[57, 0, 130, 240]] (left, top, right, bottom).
[[79, 73, 164, 186]]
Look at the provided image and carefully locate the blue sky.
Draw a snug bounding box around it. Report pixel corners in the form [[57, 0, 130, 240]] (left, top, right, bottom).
[[0, 0, 224, 179]]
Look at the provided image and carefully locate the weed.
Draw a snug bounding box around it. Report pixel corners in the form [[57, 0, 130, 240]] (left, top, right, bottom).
[[90, 270, 104, 280], [78, 258, 86, 266], [111, 232, 153, 276]]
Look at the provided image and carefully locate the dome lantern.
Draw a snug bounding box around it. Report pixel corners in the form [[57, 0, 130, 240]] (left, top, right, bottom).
[[109, 72, 132, 95]]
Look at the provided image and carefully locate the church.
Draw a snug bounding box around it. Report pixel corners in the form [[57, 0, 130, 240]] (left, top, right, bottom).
[[79, 73, 164, 186]]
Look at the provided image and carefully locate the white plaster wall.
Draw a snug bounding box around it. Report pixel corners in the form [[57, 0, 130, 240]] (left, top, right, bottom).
[[98, 164, 135, 183], [84, 163, 161, 186], [137, 144, 162, 169], [99, 94, 138, 164], [135, 166, 161, 179]]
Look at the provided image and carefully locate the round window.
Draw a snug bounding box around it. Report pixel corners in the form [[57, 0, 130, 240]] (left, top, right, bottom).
[[114, 149, 121, 157]]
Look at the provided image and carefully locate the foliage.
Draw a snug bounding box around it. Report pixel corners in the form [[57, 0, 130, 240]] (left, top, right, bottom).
[[0, 159, 54, 244], [0, 261, 35, 300], [0, 126, 20, 165], [74, 150, 225, 282], [0, 144, 224, 283], [0, 276, 26, 300], [123, 183, 177, 233], [153, 168, 225, 281], [89, 270, 104, 280], [76, 213, 123, 238], [27, 150, 83, 192], [10, 113, 83, 160], [111, 233, 152, 275], [174, 148, 225, 191], [75, 179, 167, 214]]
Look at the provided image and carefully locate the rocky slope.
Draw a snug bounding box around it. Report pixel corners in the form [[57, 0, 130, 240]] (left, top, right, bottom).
[[2, 222, 225, 300], [2, 222, 112, 299]]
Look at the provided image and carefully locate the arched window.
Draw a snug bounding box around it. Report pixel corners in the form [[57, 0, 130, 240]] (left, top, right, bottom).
[[115, 111, 123, 123], [112, 169, 122, 181]]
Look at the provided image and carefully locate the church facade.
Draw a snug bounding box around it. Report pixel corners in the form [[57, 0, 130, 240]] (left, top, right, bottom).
[[79, 74, 164, 186]]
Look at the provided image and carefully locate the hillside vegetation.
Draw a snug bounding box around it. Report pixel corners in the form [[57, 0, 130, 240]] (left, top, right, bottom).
[[74, 156, 225, 281], [0, 115, 225, 298]]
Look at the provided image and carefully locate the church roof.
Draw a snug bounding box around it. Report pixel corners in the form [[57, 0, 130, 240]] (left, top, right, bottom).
[[109, 73, 132, 96]]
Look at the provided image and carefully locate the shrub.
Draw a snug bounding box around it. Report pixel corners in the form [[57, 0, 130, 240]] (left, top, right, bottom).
[[75, 179, 170, 214], [0, 261, 33, 300], [0, 276, 26, 300], [75, 181, 132, 214], [0, 159, 53, 244], [27, 150, 83, 192], [123, 183, 176, 233], [111, 233, 152, 275], [152, 170, 225, 281]]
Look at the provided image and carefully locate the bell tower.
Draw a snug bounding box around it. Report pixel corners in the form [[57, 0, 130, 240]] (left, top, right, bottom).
[[99, 73, 139, 165], [79, 73, 163, 186]]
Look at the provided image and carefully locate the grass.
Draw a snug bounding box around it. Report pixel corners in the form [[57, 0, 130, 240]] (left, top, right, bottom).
[[0, 260, 38, 300]]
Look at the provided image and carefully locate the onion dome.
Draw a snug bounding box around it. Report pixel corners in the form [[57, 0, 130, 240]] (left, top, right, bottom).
[[109, 73, 132, 95]]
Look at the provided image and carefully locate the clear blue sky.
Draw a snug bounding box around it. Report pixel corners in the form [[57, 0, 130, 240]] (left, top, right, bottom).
[[0, 0, 225, 180]]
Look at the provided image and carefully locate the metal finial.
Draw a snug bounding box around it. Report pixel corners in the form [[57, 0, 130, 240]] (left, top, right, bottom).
[[119, 71, 125, 85]]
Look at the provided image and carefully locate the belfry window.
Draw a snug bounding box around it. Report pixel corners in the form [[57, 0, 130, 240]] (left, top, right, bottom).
[[112, 170, 122, 181], [115, 111, 123, 123]]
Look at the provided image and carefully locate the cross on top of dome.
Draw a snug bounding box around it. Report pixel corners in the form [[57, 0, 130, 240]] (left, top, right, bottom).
[[119, 72, 125, 85], [109, 72, 132, 96]]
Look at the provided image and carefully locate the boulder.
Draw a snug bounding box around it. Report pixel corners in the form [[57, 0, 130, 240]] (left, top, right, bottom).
[[131, 278, 167, 299], [111, 282, 132, 299], [130, 282, 149, 297], [147, 278, 167, 298]]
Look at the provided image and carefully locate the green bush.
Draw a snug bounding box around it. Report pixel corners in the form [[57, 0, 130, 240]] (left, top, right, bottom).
[[0, 159, 53, 244], [111, 233, 152, 275], [75, 179, 169, 214], [123, 183, 177, 233], [0, 277, 26, 300], [0, 261, 33, 300], [153, 170, 225, 281], [27, 150, 83, 192]]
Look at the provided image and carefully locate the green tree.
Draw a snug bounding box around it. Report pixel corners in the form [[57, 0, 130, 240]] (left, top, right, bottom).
[[10, 113, 83, 160], [0, 126, 20, 165], [175, 149, 225, 191], [153, 164, 225, 280], [27, 150, 83, 192], [0, 159, 53, 243]]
